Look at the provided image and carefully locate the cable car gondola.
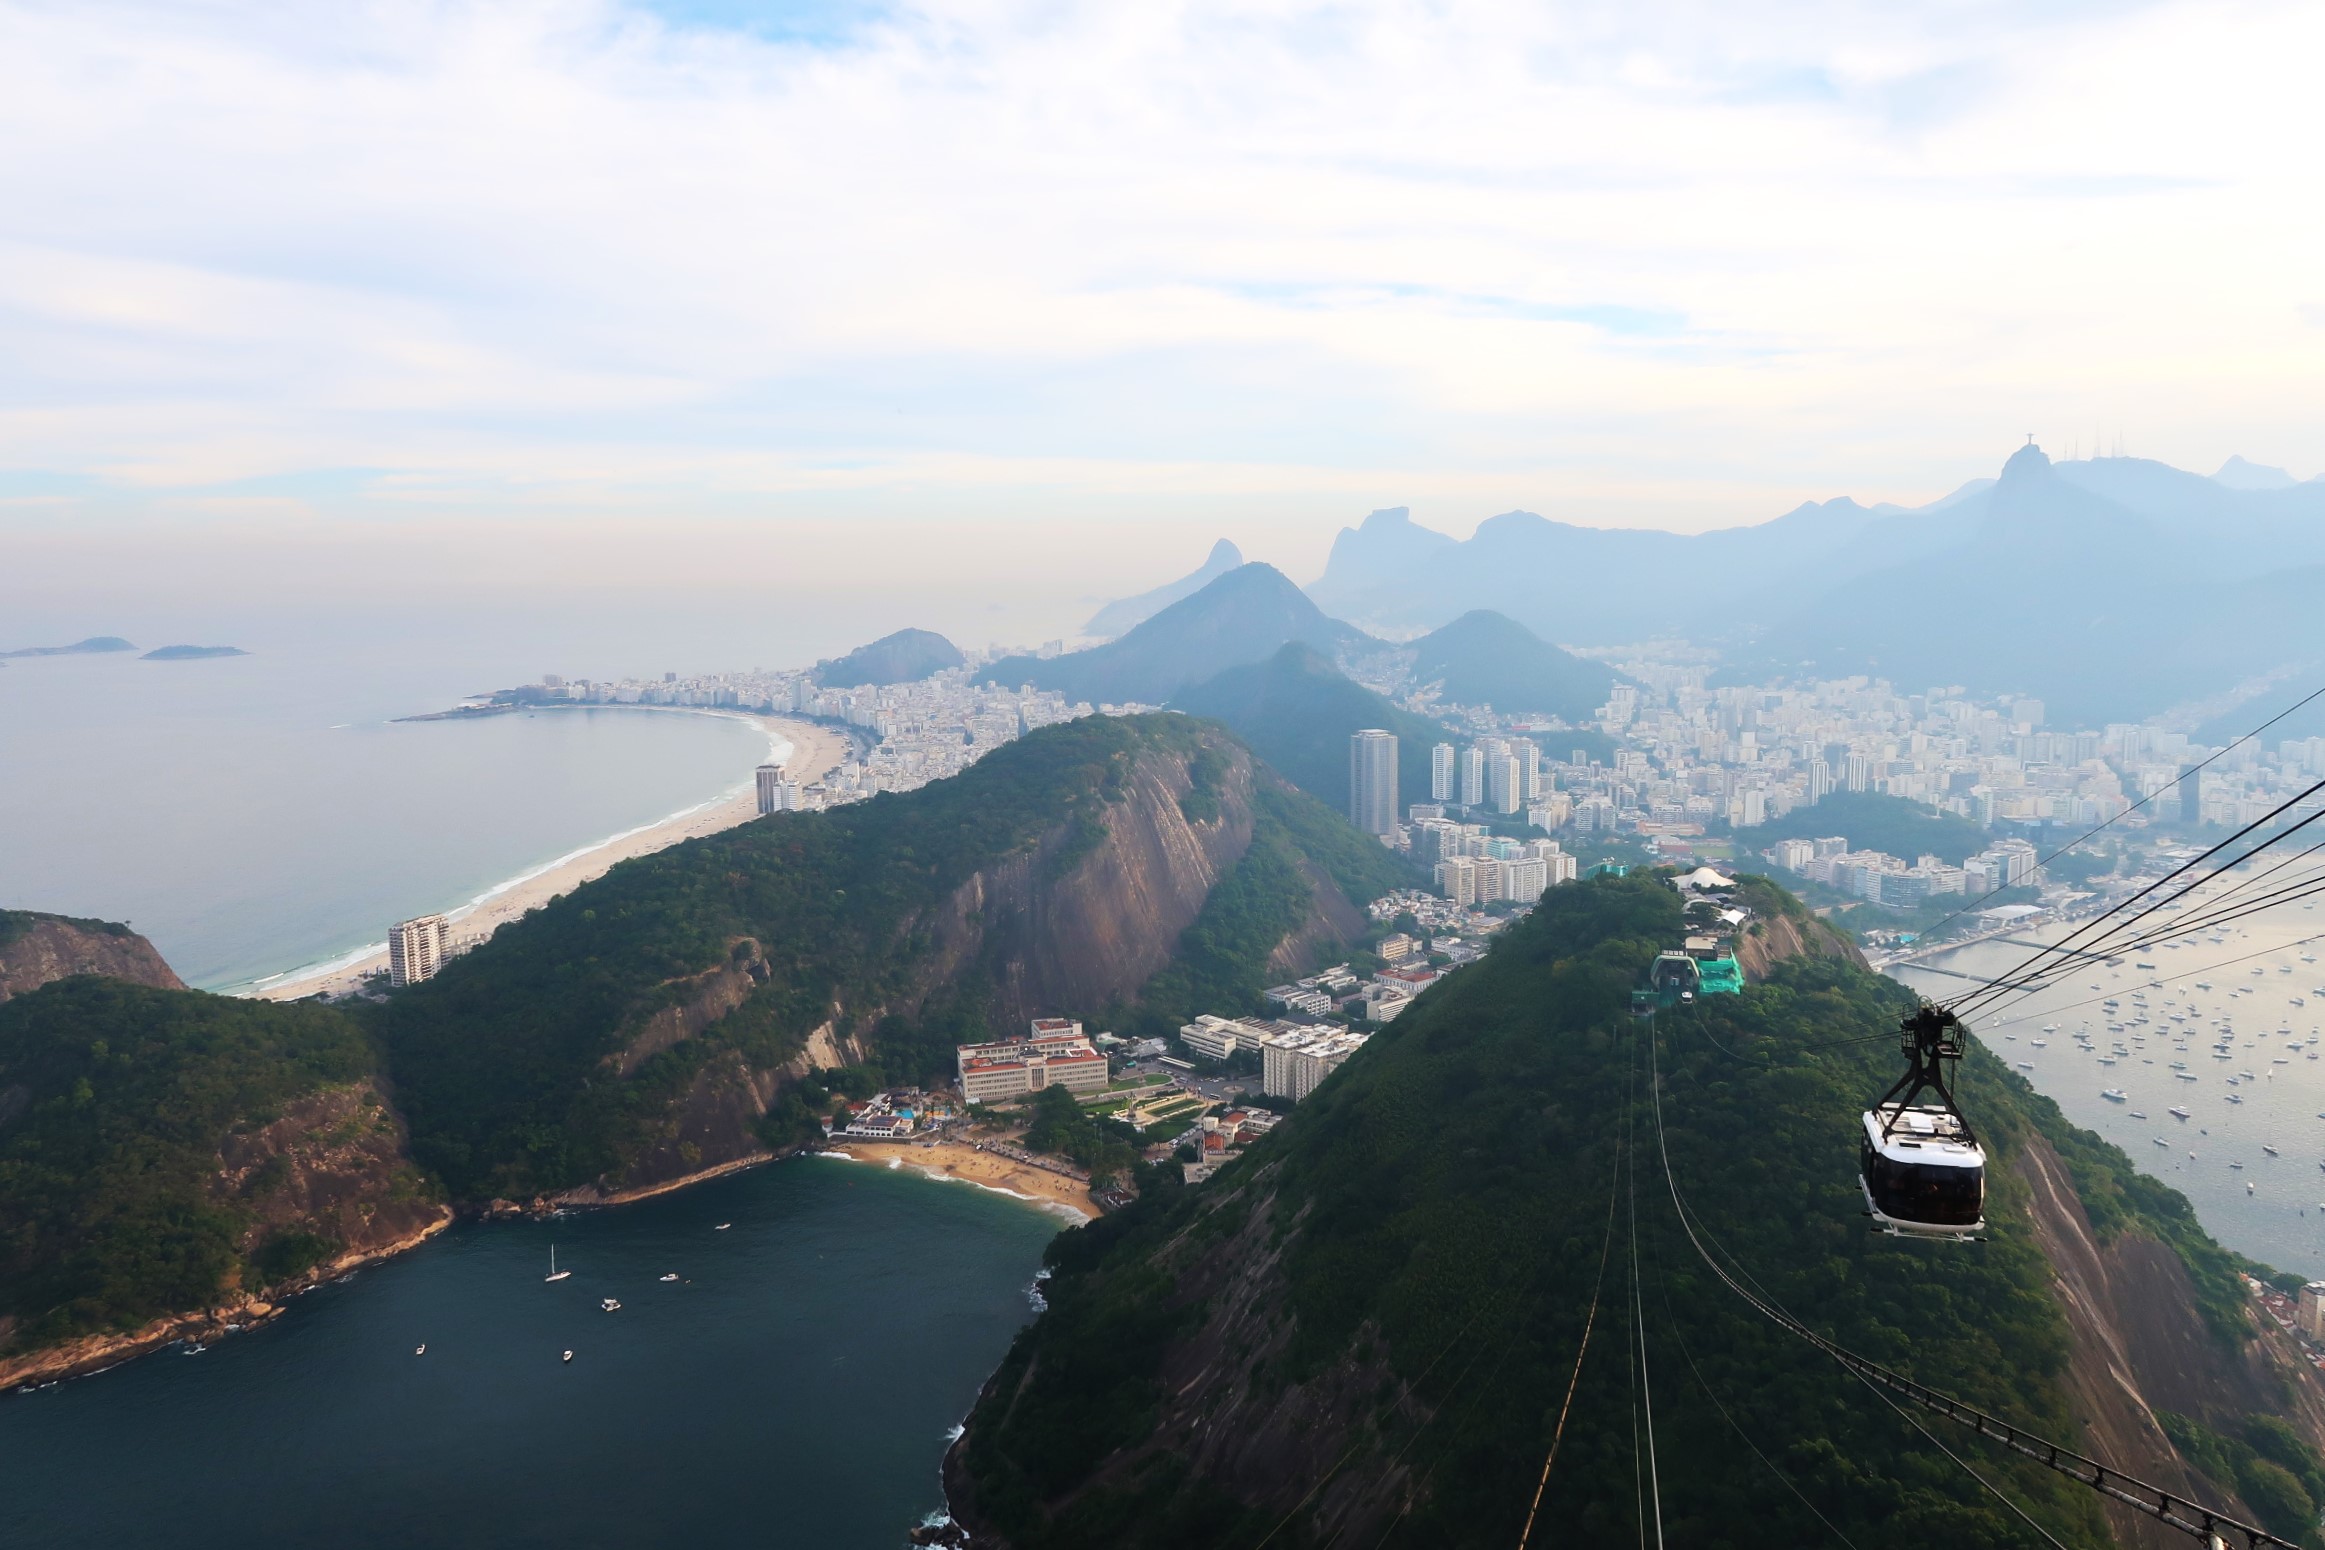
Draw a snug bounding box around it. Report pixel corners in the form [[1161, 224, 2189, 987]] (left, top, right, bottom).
[[1860, 1005, 1986, 1239]]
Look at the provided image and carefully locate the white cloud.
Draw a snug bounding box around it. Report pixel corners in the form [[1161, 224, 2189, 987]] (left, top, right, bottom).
[[0, 0, 2320, 545]]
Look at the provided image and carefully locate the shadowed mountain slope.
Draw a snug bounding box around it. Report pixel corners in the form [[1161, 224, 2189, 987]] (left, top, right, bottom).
[[1406, 609, 1621, 722], [981, 565, 1375, 707], [812, 628, 966, 688], [369, 714, 1411, 1203], [1085, 540, 1245, 639], [1170, 644, 1447, 818], [946, 872, 2325, 1550]]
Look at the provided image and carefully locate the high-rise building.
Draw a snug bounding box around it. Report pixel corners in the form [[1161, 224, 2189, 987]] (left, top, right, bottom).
[[1460, 746, 1486, 807], [1349, 729, 1399, 837], [1844, 752, 1871, 793], [1431, 742, 1456, 802], [755, 763, 787, 816], [1806, 758, 1833, 802], [1488, 754, 1522, 814], [2177, 764, 2203, 826], [388, 914, 450, 988], [1515, 739, 1541, 801]]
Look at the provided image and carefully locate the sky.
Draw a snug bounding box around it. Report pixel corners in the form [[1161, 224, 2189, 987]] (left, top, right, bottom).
[[3, 0, 2323, 644]]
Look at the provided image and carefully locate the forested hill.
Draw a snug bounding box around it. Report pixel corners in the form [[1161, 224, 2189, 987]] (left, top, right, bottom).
[[370, 714, 1414, 1204], [0, 980, 442, 1382], [1170, 644, 1447, 815], [947, 872, 2325, 1550]]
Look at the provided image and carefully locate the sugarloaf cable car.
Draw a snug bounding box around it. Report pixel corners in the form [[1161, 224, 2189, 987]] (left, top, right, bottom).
[[1860, 1004, 1987, 1239]]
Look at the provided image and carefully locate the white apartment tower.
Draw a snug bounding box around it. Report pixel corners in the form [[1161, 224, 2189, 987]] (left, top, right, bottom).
[[388, 914, 451, 988], [1431, 742, 1456, 802], [755, 763, 788, 816], [1349, 729, 1399, 837], [1460, 746, 1486, 807], [1488, 754, 1523, 815]]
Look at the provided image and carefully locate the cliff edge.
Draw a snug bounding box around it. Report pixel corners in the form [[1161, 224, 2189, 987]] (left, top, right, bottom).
[[0, 911, 185, 1003]]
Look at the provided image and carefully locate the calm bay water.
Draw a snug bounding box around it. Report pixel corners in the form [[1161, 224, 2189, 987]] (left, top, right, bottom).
[[0, 646, 773, 991], [0, 1157, 1062, 1549], [1891, 897, 2325, 1277]]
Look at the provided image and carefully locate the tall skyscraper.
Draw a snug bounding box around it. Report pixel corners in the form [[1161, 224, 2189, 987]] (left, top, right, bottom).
[[756, 763, 788, 816], [1431, 742, 1456, 802], [1515, 738, 1541, 801], [1349, 729, 1399, 837], [1488, 754, 1522, 814], [388, 914, 450, 988], [1844, 751, 1871, 793], [2177, 764, 2203, 826], [1807, 758, 1833, 802], [1461, 746, 1486, 807]]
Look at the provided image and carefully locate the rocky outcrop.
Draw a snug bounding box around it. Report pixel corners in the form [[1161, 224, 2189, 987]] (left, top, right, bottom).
[[1736, 907, 1865, 978], [605, 938, 769, 1079], [2014, 1134, 2325, 1546], [1266, 856, 1371, 979], [917, 744, 1258, 1029], [215, 1078, 446, 1271], [0, 1078, 446, 1389], [0, 912, 184, 1003]]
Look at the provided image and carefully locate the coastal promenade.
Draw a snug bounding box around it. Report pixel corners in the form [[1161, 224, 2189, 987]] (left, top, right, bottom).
[[250, 710, 852, 1002]]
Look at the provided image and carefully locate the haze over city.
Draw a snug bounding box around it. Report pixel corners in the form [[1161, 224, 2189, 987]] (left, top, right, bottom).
[[9, 5, 2325, 1549]]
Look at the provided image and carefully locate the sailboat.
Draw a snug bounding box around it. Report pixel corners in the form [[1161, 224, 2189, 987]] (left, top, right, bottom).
[[546, 1245, 571, 1283]]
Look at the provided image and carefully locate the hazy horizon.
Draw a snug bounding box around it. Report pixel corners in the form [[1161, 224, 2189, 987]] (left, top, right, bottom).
[[7, 0, 2325, 635]]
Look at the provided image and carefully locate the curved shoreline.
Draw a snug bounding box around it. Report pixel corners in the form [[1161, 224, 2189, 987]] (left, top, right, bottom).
[[244, 708, 853, 1002], [0, 1207, 454, 1393]]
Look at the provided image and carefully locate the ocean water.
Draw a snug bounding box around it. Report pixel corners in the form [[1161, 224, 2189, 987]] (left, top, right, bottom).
[[0, 646, 775, 991], [0, 1156, 1063, 1550], [1890, 898, 2325, 1277]]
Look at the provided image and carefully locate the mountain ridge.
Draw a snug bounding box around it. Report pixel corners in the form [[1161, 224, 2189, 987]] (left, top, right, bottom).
[[944, 871, 2325, 1549], [982, 564, 1376, 707], [1085, 540, 1246, 639]]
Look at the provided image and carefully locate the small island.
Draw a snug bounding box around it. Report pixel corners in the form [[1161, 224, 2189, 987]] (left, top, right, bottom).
[[140, 645, 249, 660], [1, 636, 136, 658]]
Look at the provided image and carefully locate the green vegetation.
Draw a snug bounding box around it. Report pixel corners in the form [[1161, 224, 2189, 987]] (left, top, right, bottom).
[[0, 980, 386, 1353], [1171, 644, 1448, 814], [0, 910, 135, 952], [372, 715, 1192, 1199], [1020, 1086, 1140, 1187], [956, 872, 2278, 1549], [2162, 1412, 2325, 1546], [1119, 779, 1416, 1042], [370, 715, 1401, 1202], [1746, 789, 1993, 865], [1406, 608, 1621, 722]]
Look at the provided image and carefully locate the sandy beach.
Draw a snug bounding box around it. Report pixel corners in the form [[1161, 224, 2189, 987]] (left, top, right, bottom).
[[251, 709, 855, 1002], [824, 1139, 1099, 1221]]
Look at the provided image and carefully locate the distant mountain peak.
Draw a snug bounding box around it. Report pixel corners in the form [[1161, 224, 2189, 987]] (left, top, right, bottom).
[[986, 562, 1373, 706], [1999, 441, 2054, 485], [1083, 538, 1247, 639], [2214, 454, 2298, 491]]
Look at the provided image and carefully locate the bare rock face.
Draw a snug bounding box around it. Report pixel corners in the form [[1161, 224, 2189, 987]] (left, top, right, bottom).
[[1735, 908, 1866, 978], [0, 912, 185, 1004], [921, 742, 1259, 1029], [2015, 1134, 2325, 1547], [214, 1078, 446, 1279], [587, 738, 1365, 1200]]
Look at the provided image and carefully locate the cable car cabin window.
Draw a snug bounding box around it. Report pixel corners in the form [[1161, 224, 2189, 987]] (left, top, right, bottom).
[[1860, 1136, 1984, 1226]]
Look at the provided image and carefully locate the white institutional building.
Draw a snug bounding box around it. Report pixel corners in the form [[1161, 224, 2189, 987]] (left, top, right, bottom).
[[956, 1019, 1110, 1103]]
